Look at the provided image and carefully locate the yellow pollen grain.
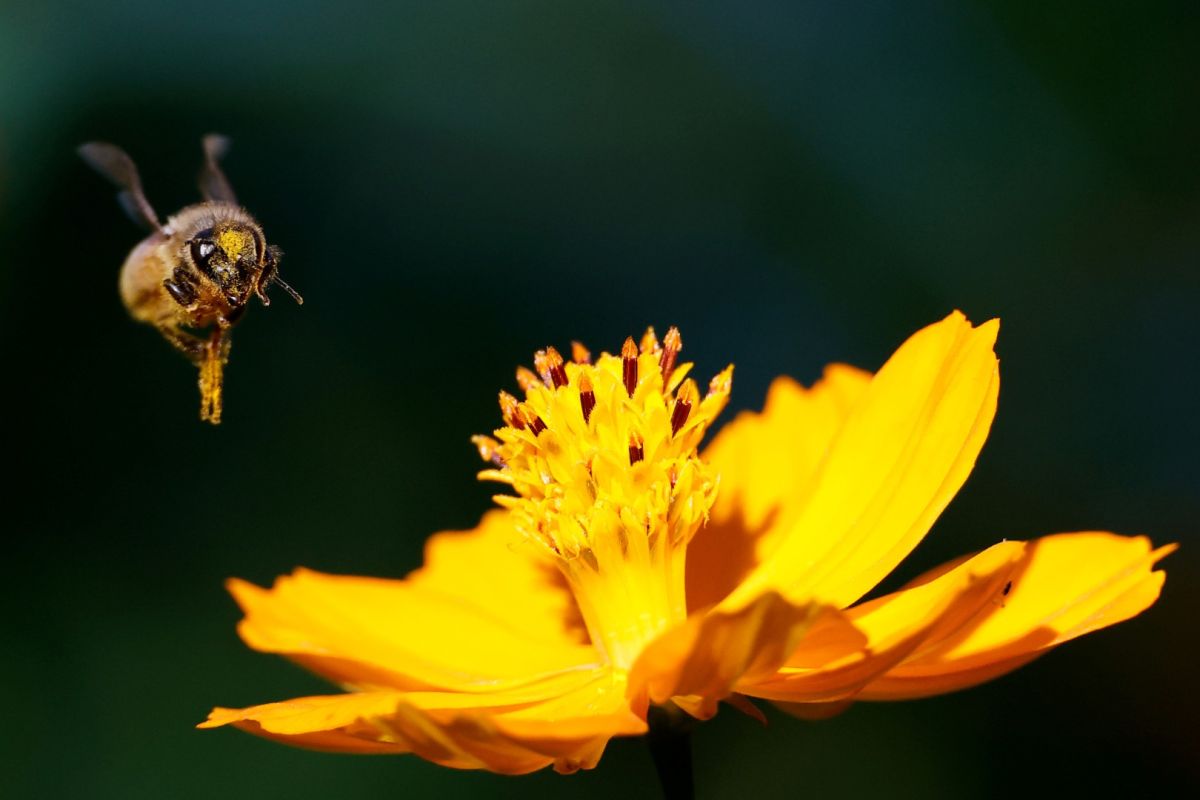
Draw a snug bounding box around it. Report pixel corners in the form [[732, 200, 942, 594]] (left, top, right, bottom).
[[216, 228, 251, 259]]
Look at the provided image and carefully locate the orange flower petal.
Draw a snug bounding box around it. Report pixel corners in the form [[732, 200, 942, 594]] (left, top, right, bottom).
[[737, 541, 1023, 704], [200, 668, 645, 775], [230, 510, 597, 692], [725, 311, 1000, 609], [688, 365, 872, 609], [855, 532, 1175, 700], [628, 592, 825, 719]]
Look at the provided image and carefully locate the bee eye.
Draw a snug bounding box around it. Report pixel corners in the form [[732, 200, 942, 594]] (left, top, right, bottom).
[[192, 240, 215, 264]]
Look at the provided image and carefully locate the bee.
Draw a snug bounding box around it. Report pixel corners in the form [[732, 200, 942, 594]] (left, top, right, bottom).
[[79, 135, 302, 425]]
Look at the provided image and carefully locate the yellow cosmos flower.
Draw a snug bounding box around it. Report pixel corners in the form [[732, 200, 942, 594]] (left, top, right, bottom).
[[201, 312, 1172, 777]]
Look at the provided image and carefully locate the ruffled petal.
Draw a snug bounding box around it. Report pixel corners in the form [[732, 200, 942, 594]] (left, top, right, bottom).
[[688, 365, 872, 609], [725, 311, 1000, 609], [737, 541, 1023, 704], [230, 510, 597, 692], [628, 592, 825, 719], [200, 667, 645, 775], [855, 532, 1175, 700]]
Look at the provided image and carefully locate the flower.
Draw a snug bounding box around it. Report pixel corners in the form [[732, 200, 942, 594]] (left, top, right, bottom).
[[201, 312, 1173, 774]]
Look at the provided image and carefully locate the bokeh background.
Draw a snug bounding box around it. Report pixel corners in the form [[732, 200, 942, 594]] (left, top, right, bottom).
[[2, 2, 1197, 798]]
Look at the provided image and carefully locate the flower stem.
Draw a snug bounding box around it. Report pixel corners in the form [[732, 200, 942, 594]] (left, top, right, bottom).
[[646, 705, 695, 800]]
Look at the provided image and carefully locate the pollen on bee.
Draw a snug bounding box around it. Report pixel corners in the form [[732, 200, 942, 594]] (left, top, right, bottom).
[[216, 227, 252, 259]]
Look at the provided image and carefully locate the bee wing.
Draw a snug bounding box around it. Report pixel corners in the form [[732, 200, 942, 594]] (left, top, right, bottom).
[[77, 142, 163, 232], [198, 134, 238, 205]]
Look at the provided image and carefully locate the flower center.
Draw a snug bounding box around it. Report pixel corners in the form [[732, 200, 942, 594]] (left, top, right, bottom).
[[474, 328, 733, 669]]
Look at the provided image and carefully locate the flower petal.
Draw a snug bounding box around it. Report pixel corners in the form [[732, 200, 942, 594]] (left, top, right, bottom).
[[230, 510, 597, 692], [688, 365, 872, 610], [628, 592, 825, 719], [200, 667, 645, 774], [737, 541, 1023, 704], [725, 311, 1000, 609], [856, 532, 1175, 700]]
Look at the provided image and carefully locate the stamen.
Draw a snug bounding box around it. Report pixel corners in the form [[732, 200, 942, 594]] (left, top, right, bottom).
[[542, 346, 569, 388], [708, 367, 733, 398], [471, 434, 505, 466], [671, 379, 697, 435], [522, 404, 547, 435], [660, 326, 682, 384], [515, 366, 541, 394], [571, 341, 592, 364], [499, 391, 524, 429], [628, 433, 644, 465], [622, 337, 638, 396], [640, 326, 660, 355], [579, 373, 596, 423]]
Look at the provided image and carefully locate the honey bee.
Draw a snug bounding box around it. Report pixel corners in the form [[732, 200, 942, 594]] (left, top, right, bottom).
[[79, 135, 302, 425]]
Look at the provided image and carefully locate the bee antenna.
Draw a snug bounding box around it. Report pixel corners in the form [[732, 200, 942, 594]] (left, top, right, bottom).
[[272, 274, 304, 305]]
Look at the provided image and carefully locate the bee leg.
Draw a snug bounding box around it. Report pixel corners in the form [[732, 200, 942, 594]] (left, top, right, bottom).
[[156, 325, 209, 364], [198, 330, 231, 426]]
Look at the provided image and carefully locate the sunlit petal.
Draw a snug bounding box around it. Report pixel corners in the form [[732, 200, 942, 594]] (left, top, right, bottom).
[[856, 532, 1175, 699], [688, 365, 872, 609], [231, 510, 597, 692], [726, 311, 999, 609]]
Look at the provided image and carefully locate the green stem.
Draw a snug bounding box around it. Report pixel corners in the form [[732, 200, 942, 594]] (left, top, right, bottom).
[[646, 705, 695, 800]]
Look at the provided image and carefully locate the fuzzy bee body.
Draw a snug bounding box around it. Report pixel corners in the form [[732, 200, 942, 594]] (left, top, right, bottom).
[[81, 136, 301, 424]]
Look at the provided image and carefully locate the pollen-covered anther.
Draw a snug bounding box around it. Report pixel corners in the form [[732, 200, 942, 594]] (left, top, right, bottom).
[[515, 366, 540, 394], [660, 326, 682, 384], [578, 373, 596, 423], [533, 346, 569, 388], [628, 433, 644, 465], [571, 341, 592, 364], [621, 337, 639, 396], [640, 326, 660, 355], [498, 391, 524, 429], [671, 379, 697, 436], [470, 434, 504, 466]]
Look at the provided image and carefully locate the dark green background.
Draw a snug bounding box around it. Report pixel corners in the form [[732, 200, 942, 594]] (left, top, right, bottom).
[[2, 2, 1196, 798]]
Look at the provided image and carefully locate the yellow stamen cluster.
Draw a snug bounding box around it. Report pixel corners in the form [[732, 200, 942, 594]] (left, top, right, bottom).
[[474, 327, 733, 668]]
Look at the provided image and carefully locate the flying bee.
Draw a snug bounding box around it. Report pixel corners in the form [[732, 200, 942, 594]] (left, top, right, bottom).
[[79, 135, 302, 425]]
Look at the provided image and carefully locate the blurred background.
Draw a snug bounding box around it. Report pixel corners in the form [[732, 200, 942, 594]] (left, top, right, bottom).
[[1, 1, 1196, 798]]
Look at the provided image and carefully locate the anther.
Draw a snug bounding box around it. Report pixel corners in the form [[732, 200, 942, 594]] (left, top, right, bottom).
[[628, 434, 644, 465], [522, 404, 548, 435], [640, 326, 660, 355], [578, 373, 596, 423], [535, 346, 568, 388], [622, 336, 639, 396], [515, 366, 541, 393], [660, 326, 682, 384], [499, 391, 524, 429], [571, 341, 592, 364], [471, 434, 505, 466], [671, 379, 697, 436]]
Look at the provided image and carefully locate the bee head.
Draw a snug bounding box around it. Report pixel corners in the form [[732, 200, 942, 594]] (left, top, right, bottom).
[[187, 221, 267, 308]]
